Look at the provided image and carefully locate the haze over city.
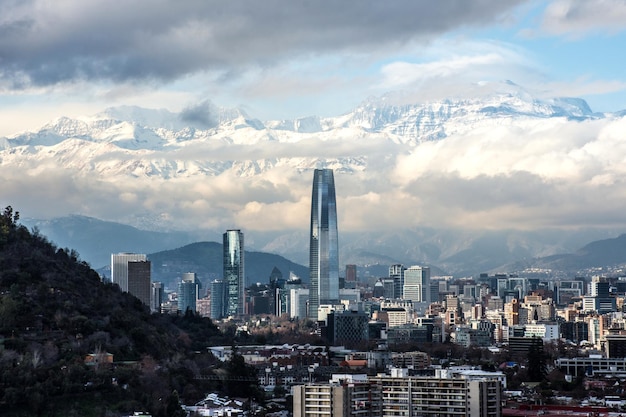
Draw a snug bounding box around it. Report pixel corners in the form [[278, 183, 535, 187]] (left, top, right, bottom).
[[1, 0, 626, 244]]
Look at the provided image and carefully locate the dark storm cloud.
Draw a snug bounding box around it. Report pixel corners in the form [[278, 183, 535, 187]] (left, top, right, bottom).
[[179, 101, 219, 129], [0, 0, 527, 88]]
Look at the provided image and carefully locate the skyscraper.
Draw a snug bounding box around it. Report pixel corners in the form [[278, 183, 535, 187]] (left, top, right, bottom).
[[127, 260, 151, 306], [111, 252, 151, 306], [210, 279, 225, 319], [223, 229, 245, 317], [402, 265, 431, 303], [151, 281, 164, 313], [309, 168, 339, 319], [178, 272, 200, 314], [111, 252, 147, 291], [389, 264, 406, 299]]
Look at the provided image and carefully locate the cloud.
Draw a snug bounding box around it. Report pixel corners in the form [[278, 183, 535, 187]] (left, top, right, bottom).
[[539, 0, 626, 37], [0, 1, 526, 89], [4, 98, 626, 237]]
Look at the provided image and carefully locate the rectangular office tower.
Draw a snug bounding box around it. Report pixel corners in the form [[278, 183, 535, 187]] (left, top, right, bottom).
[[309, 168, 339, 320], [111, 253, 151, 306], [223, 229, 245, 317]]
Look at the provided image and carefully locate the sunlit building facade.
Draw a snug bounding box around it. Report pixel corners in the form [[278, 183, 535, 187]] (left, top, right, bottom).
[[223, 229, 245, 317]]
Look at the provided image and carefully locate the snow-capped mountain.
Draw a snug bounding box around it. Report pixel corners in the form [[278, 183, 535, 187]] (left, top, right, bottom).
[[1, 81, 602, 178], [2, 80, 625, 275]]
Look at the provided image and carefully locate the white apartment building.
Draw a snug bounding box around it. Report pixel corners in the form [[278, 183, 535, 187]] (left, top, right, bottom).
[[293, 369, 502, 417]]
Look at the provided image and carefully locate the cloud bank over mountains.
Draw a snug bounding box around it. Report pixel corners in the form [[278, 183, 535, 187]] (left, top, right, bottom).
[[1, 81, 626, 242]]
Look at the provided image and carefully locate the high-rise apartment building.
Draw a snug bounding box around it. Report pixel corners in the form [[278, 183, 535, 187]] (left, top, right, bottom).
[[111, 253, 151, 306], [309, 168, 339, 319], [294, 370, 502, 417], [223, 229, 245, 317]]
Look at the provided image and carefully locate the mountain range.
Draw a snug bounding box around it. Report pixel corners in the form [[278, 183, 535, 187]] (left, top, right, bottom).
[[19, 215, 626, 285], [4, 80, 626, 276]]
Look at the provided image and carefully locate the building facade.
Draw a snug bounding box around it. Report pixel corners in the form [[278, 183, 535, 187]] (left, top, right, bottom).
[[111, 253, 151, 306], [294, 370, 501, 417], [178, 272, 200, 314], [111, 252, 147, 291], [223, 229, 245, 317], [210, 279, 225, 319], [151, 281, 164, 313], [402, 265, 431, 303], [309, 168, 340, 319], [127, 260, 151, 306]]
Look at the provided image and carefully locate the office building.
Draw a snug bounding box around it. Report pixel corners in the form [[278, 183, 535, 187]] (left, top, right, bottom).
[[402, 265, 431, 303], [111, 253, 151, 306], [345, 264, 357, 289], [111, 252, 147, 291], [210, 279, 225, 319], [223, 229, 245, 317], [325, 310, 369, 347], [389, 264, 406, 300], [151, 281, 164, 313], [268, 266, 285, 316], [309, 169, 339, 319], [127, 260, 151, 306], [178, 272, 200, 314], [290, 288, 309, 319]]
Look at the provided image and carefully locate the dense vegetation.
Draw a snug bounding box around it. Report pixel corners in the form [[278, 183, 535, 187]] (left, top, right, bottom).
[[0, 206, 261, 416]]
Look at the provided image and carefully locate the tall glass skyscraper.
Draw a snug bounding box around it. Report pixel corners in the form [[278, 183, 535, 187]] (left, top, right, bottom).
[[308, 168, 339, 319], [223, 229, 245, 317]]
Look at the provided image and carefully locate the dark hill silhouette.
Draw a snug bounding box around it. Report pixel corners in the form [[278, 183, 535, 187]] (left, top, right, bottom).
[[0, 206, 258, 416]]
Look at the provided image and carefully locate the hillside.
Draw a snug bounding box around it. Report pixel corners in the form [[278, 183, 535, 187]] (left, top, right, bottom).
[[0, 206, 258, 416]]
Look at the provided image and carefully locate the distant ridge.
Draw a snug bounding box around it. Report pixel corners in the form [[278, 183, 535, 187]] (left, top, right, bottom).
[[147, 241, 309, 289], [499, 234, 626, 274]]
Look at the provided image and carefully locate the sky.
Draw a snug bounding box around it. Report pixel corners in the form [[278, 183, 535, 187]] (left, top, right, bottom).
[[1, 0, 626, 137], [2, 0, 626, 248]]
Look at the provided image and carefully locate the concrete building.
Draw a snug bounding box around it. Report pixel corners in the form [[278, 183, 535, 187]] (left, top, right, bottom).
[[402, 265, 431, 303], [290, 288, 309, 319], [369, 368, 502, 417], [293, 375, 382, 417]]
